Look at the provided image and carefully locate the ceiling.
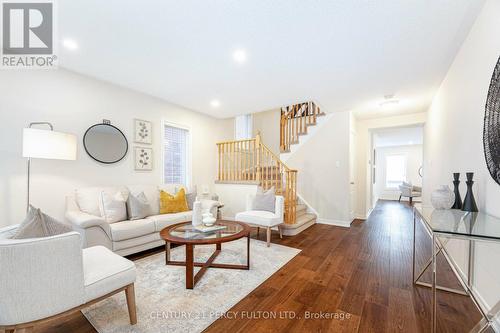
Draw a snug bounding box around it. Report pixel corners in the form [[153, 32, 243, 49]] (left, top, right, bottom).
[[373, 125, 424, 148], [58, 0, 485, 119]]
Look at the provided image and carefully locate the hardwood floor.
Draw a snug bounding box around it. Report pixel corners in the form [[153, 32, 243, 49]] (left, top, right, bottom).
[[37, 200, 486, 333]]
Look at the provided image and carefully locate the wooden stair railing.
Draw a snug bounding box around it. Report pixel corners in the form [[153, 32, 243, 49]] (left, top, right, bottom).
[[280, 101, 322, 153], [216, 133, 297, 225]]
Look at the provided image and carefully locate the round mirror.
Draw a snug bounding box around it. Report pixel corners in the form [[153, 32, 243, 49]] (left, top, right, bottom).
[[83, 123, 128, 164]]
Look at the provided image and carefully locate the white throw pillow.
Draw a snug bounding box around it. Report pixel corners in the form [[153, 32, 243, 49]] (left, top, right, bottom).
[[99, 191, 127, 223]]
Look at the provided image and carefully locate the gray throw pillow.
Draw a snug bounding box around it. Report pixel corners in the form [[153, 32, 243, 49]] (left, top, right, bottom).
[[11, 206, 46, 239], [12, 206, 72, 239], [252, 187, 276, 213], [40, 211, 73, 235], [127, 192, 152, 220]]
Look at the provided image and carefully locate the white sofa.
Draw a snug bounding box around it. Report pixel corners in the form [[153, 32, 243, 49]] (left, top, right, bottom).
[[0, 227, 137, 331], [66, 185, 218, 256]]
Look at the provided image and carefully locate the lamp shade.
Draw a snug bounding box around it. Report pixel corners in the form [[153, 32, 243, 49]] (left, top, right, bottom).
[[23, 128, 77, 160]]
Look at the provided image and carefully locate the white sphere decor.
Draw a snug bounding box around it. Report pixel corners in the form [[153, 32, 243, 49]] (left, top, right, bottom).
[[431, 185, 455, 209]]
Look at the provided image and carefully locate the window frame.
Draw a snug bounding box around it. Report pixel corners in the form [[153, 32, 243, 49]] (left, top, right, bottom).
[[161, 120, 192, 188], [384, 153, 407, 189], [234, 114, 253, 140]]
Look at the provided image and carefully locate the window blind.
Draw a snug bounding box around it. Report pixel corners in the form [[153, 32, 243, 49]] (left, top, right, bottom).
[[163, 124, 188, 185]]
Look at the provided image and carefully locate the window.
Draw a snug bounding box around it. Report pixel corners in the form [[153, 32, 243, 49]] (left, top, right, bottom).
[[234, 114, 252, 140], [385, 154, 406, 188], [163, 124, 189, 185]]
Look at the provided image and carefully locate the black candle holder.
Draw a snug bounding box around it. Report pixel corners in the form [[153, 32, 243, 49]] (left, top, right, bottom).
[[451, 173, 462, 209], [462, 172, 478, 212]]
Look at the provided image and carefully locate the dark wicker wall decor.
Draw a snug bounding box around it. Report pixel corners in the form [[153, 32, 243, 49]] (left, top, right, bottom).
[[484, 56, 500, 185]]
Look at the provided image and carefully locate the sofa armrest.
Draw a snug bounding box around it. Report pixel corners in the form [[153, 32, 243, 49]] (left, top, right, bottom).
[[66, 210, 107, 230], [0, 224, 19, 239]]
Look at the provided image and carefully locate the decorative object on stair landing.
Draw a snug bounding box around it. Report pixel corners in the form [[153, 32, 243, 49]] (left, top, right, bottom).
[[462, 172, 478, 212], [451, 173, 462, 209], [134, 119, 152, 144], [134, 147, 153, 171], [430, 185, 454, 210], [483, 56, 500, 185]]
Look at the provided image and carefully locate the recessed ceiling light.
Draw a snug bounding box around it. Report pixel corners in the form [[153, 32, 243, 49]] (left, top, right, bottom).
[[210, 99, 220, 108], [62, 38, 78, 51], [379, 95, 399, 108], [232, 49, 247, 64]]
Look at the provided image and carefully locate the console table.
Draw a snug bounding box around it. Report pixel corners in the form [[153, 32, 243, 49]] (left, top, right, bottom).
[[413, 205, 500, 332]]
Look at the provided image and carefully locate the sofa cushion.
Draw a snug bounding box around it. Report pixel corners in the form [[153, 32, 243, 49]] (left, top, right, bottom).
[[127, 185, 160, 215], [109, 219, 155, 241], [147, 211, 192, 231], [76, 187, 128, 217], [235, 210, 282, 227], [82, 246, 136, 302]]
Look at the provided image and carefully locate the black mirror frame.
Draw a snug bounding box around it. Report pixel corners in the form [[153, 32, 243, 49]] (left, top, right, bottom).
[[83, 123, 129, 164]]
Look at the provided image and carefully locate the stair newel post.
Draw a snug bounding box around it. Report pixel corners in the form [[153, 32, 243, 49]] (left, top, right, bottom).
[[255, 132, 262, 184]]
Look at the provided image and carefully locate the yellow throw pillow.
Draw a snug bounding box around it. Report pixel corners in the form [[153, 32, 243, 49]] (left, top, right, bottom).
[[159, 188, 189, 214]]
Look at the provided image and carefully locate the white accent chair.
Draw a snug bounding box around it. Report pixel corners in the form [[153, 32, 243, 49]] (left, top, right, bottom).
[[235, 195, 284, 247], [398, 182, 422, 204], [0, 227, 137, 332]]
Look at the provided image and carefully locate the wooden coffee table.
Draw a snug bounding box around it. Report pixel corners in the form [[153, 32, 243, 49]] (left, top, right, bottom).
[[160, 220, 251, 289]]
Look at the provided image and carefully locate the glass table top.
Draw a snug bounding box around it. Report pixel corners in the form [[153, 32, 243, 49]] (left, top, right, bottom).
[[415, 205, 500, 241], [165, 221, 246, 242]]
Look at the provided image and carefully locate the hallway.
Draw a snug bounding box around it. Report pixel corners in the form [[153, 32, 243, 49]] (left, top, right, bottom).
[[208, 200, 483, 332]]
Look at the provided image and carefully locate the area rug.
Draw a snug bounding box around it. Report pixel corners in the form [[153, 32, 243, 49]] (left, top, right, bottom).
[[82, 238, 301, 333]]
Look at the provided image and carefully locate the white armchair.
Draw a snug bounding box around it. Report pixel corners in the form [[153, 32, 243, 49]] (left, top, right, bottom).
[[0, 227, 137, 332], [398, 182, 422, 204], [235, 195, 284, 247]]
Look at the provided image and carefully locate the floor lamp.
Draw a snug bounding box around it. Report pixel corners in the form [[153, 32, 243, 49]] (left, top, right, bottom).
[[22, 122, 77, 211]]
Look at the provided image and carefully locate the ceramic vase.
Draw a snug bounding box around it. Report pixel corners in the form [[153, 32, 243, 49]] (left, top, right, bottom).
[[431, 185, 455, 209], [462, 172, 478, 212], [451, 173, 462, 209], [192, 201, 203, 226]]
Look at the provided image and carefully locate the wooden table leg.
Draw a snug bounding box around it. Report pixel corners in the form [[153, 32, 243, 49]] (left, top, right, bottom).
[[216, 243, 221, 251], [186, 244, 194, 289], [165, 241, 171, 265], [247, 235, 250, 269]]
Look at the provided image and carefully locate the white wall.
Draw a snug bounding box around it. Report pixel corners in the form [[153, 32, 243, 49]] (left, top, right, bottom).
[[0, 69, 233, 226], [286, 111, 352, 224], [252, 108, 281, 155], [355, 113, 427, 218], [214, 183, 259, 220], [373, 145, 423, 201], [423, 0, 500, 311]]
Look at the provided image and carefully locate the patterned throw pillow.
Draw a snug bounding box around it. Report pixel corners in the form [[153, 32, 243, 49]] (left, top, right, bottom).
[[252, 186, 276, 213], [160, 188, 189, 214], [12, 205, 72, 239], [127, 192, 152, 220]]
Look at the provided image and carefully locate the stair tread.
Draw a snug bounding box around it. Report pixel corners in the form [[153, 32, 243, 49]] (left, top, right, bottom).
[[296, 213, 316, 224]]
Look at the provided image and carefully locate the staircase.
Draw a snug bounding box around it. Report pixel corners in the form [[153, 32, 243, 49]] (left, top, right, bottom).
[[280, 101, 325, 153], [215, 101, 324, 233]]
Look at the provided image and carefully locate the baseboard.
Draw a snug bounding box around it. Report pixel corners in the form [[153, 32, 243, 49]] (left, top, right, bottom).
[[317, 218, 351, 228]]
